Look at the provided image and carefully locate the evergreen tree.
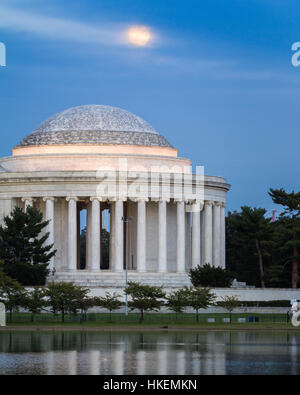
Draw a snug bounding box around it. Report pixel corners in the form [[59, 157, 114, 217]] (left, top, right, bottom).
[[226, 206, 273, 288], [189, 264, 233, 287], [269, 188, 300, 288], [0, 206, 56, 285], [258, 216, 292, 287]]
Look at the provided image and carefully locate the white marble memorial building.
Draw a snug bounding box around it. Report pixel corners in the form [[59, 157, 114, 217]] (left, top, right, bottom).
[[0, 105, 230, 288]]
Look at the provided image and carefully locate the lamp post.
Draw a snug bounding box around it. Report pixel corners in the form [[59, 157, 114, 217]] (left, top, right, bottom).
[[122, 215, 132, 316]]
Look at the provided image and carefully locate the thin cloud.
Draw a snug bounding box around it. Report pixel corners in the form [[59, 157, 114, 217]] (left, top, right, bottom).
[[0, 3, 294, 84], [0, 4, 129, 46], [129, 53, 297, 83]]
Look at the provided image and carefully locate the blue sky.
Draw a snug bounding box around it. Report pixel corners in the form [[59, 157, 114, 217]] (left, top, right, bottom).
[[0, 0, 300, 215]]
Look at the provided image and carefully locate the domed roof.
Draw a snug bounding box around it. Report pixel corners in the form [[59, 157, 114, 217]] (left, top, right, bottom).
[[17, 105, 173, 148], [34, 105, 158, 134]]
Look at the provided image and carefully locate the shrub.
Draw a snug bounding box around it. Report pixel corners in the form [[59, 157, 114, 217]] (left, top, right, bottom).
[[189, 264, 233, 287]]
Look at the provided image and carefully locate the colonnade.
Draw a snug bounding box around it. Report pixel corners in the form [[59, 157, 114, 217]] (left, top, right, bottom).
[[21, 197, 226, 273]]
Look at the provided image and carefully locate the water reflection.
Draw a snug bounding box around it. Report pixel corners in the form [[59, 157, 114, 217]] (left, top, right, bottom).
[[0, 330, 299, 375]]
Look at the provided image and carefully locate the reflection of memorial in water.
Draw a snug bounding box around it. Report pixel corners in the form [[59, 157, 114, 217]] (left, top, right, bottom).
[[225, 331, 300, 375], [89, 350, 101, 375], [0, 330, 299, 375]]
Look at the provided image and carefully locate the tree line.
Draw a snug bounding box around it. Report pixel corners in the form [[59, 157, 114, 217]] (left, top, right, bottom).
[[0, 270, 241, 323], [226, 188, 300, 289]]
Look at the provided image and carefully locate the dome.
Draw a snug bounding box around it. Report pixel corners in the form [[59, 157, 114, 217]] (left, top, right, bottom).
[[17, 105, 172, 148]]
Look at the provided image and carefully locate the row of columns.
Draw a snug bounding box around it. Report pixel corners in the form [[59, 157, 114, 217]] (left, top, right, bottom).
[[22, 197, 226, 273]]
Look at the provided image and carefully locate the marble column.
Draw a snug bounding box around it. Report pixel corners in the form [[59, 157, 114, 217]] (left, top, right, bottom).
[[200, 208, 205, 265], [137, 198, 147, 273], [204, 200, 213, 266], [90, 197, 101, 272], [22, 197, 34, 212], [0, 199, 13, 226], [86, 201, 92, 270], [66, 197, 78, 272], [191, 200, 203, 269], [213, 202, 221, 267], [158, 199, 167, 273], [176, 200, 185, 273], [220, 202, 226, 268], [43, 197, 55, 271], [114, 199, 124, 272], [109, 202, 115, 271]]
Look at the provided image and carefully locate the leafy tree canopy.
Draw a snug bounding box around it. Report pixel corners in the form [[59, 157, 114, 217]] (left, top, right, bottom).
[[0, 267, 26, 319], [218, 295, 240, 323], [124, 281, 166, 322], [46, 281, 89, 322], [165, 288, 188, 315], [182, 286, 216, 322], [23, 287, 48, 322], [94, 292, 123, 321]]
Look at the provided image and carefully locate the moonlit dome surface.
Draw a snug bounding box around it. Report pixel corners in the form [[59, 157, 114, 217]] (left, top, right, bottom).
[[34, 105, 158, 134], [18, 105, 172, 148]]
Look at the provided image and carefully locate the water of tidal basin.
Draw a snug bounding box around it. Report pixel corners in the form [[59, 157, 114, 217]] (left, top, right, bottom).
[[0, 330, 300, 375]]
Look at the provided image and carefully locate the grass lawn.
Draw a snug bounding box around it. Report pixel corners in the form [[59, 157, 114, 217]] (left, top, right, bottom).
[[2, 312, 298, 331]]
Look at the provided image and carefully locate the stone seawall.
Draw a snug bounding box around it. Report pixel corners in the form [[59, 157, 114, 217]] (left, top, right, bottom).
[[48, 272, 300, 302]]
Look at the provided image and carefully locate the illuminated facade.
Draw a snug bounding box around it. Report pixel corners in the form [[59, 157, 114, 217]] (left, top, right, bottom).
[[0, 105, 230, 288]]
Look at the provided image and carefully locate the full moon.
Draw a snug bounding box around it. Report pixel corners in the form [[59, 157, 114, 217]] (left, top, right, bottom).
[[127, 25, 152, 46]]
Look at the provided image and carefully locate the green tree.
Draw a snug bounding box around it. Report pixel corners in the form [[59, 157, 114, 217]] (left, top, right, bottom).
[[23, 286, 48, 322], [94, 292, 123, 321], [226, 206, 273, 288], [0, 267, 26, 321], [46, 282, 89, 322], [263, 260, 287, 288], [124, 281, 165, 323], [0, 206, 56, 285], [226, 210, 256, 284], [189, 264, 233, 287], [76, 296, 96, 322], [269, 188, 300, 288], [183, 286, 216, 322], [165, 289, 188, 318], [218, 295, 240, 323]]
